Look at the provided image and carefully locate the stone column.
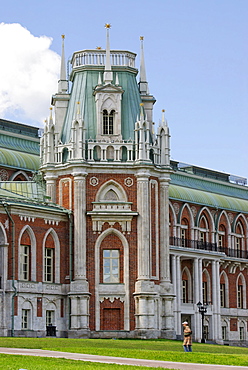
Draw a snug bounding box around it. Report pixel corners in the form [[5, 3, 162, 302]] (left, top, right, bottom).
[[194, 257, 200, 341], [136, 171, 150, 281], [45, 174, 57, 203], [159, 175, 171, 283], [175, 255, 181, 336], [159, 174, 174, 338], [134, 170, 157, 337], [68, 171, 90, 337], [73, 172, 87, 281], [212, 260, 222, 343]]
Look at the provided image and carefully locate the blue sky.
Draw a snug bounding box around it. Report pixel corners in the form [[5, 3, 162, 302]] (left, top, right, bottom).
[[1, 0, 248, 179]]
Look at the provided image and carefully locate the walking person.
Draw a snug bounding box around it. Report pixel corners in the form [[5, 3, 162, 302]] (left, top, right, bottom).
[[182, 321, 192, 352]]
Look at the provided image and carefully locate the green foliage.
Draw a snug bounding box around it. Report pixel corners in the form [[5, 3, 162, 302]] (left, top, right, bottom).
[[0, 337, 248, 367]]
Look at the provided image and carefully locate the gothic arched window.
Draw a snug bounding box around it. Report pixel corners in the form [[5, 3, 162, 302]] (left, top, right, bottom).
[[103, 109, 114, 135]]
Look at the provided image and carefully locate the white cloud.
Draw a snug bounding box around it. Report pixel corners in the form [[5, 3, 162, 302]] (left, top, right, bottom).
[[0, 23, 60, 126]]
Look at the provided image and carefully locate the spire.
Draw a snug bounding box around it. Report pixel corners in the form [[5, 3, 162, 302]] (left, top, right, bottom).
[[58, 35, 68, 93], [139, 36, 148, 95], [104, 24, 113, 84], [48, 107, 53, 129]]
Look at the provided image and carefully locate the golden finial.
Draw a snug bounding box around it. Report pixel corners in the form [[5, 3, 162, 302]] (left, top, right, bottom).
[[140, 36, 144, 40], [140, 103, 144, 106], [96, 46, 102, 50], [61, 34, 65, 39], [50, 107, 53, 111], [162, 109, 165, 112], [105, 23, 111, 29]]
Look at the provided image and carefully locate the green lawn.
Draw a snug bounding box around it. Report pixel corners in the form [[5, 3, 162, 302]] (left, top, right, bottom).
[[0, 337, 248, 369]]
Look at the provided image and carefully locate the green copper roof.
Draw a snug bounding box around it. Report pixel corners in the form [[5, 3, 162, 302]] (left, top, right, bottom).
[[170, 173, 248, 213], [0, 147, 40, 171], [61, 69, 141, 143], [0, 181, 44, 200], [0, 133, 40, 155]]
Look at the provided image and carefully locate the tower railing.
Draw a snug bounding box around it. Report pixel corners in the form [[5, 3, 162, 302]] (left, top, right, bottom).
[[72, 50, 136, 69]]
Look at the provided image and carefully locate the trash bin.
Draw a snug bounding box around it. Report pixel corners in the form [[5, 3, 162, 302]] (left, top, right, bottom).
[[46, 323, 56, 336]]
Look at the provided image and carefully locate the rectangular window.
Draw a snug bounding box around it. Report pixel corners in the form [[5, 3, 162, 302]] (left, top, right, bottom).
[[240, 327, 245, 341], [20, 245, 30, 281], [237, 285, 243, 308], [200, 231, 206, 243], [46, 310, 55, 326], [181, 229, 187, 247], [22, 309, 30, 329], [103, 249, 119, 283], [202, 281, 208, 305], [44, 248, 53, 283], [218, 234, 223, 248], [220, 283, 226, 307], [222, 326, 227, 340], [236, 238, 242, 258], [182, 280, 188, 303]]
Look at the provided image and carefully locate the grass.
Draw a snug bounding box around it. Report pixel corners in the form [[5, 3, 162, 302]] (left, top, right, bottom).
[[0, 354, 164, 370], [0, 337, 248, 369]]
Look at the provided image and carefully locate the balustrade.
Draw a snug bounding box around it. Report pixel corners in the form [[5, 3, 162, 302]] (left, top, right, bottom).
[[170, 236, 248, 259]]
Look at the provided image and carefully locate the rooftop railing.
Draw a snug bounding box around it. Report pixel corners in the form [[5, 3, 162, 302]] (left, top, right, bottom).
[[72, 50, 136, 69]]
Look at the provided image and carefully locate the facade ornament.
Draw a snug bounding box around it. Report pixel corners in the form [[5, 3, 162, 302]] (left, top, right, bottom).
[[124, 177, 133, 187], [173, 202, 180, 215], [90, 177, 99, 186]]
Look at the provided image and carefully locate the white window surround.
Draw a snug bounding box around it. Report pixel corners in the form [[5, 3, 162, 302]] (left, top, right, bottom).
[[42, 229, 60, 284], [18, 226, 36, 282], [94, 87, 123, 141], [94, 228, 130, 331], [236, 273, 246, 309]]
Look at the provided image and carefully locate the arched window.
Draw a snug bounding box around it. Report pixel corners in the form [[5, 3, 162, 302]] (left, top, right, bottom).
[[218, 224, 226, 251], [237, 274, 245, 309], [181, 218, 189, 247], [220, 271, 228, 308], [103, 109, 114, 135], [199, 215, 209, 247], [235, 222, 244, 258]]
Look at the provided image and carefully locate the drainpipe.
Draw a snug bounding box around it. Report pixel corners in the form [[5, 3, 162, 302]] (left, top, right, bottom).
[[2, 202, 17, 337]]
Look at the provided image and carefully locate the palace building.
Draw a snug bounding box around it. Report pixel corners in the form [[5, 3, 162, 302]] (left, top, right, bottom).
[[0, 27, 247, 345]]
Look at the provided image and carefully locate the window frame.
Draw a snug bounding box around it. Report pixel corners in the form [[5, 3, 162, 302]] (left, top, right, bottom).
[[103, 109, 115, 135], [22, 309, 30, 330], [44, 247, 54, 283], [103, 249, 120, 283], [20, 244, 30, 281]]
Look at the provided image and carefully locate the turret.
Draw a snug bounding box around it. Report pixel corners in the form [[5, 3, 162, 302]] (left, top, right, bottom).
[[157, 109, 170, 167], [51, 35, 70, 135]]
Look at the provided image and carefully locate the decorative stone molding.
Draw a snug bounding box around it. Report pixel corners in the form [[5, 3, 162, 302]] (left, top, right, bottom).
[[228, 213, 234, 223], [124, 177, 133, 187], [44, 218, 59, 226], [90, 177, 99, 186], [228, 262, 241, 274], [191, 206, 197, 218], [173, 203, 179, 215], [4, 218, 9, 230], [99, 295, 125, 303], [19, 215, 35, 222], [0, 169, 8, 181]]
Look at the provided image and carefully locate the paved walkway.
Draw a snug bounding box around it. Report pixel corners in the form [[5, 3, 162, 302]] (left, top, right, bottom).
[[0, 347, 248, 370]]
